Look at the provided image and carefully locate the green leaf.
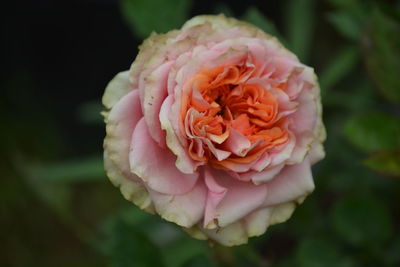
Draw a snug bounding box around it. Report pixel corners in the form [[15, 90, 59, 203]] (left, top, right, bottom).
[[182, 255, 217, 267], [322, 76, 376, 110], [285, 0, 316, 62], [332, 195, 394, 247], [120, 0, 192, 39], [343, 112, 400, 153], [296, 238, 354, 267], [109, 219, 165, 267], [382, 235, 400, 266], [362, 8, 400, 103], [241, 7, 287, 46], [327, 12, 361, 40], [163, 238, 209, 267], [363, 150, 400, 177], [28, 156, 105, 183], [319, 45, 358, 95]]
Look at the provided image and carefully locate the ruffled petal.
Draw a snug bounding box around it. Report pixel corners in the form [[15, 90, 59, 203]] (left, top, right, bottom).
[[160, 96, 200, 173]]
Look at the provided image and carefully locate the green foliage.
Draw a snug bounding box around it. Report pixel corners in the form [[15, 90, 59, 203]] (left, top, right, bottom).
[[120, 0, 192, 39], [343, 112, 400, 153], [108, 219, 165, 267], [364, 150, 400, 177], [332, 194, 393, 247], [295, 238, 353, 267], [26, 156, 105, 183], [163, 239, 210, 267], [362, 8, 400, 103], [285, 0, 316, 62], [326, 12, 361, 40], [319, 45, 358, 94]]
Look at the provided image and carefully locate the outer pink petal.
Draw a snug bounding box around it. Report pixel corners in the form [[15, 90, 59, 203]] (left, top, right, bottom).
[[288, 88, 318, 164], [104, 90, 143, 175], [204, 168, 227, 228], [204, 169, 268, 228], [264, 159, 314, 207], [143, 61, 174, 148], [148, 180, 207, 228], [129, 118, 199, 195]]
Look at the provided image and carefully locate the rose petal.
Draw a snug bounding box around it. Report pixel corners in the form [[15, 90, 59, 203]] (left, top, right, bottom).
[[244, 207, 272, 237], [221, 127, 251, 157], [160, 96, 200, 173], [204, 168, 227, 228], [104, 90, 142, 175], [148, 179, 207, 227], [102, 71, 132, 110], [264, 159, 314, 207], [204, 169, 268, 228], [143, 61, 174, 147], [130, 118, 199, 195], [201, 221, 248, 247], [104, 150, 153, 212]]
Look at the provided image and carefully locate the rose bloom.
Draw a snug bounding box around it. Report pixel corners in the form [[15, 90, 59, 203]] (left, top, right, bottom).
[[103, 15, 325, 246]]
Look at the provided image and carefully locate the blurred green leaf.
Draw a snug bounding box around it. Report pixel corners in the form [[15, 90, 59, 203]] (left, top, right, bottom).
[[120, 0, 192, 39], [364, 150, 400, 177], [343, 112, 400, 153], [322, 76, 376, 110], [362, 8, 400, 103], [109, 219, 165, 267], [163, 238, 209, 267], [327, 0, 359, 10], [24, 171, 73, 221], [327, 12, 361, 39], [295, 238, 353, 267], [28, 156, 105, 183], [182, 254, 217, 267], [319, 45, 358, 95], [285, 0, 316, 62], [332, 195, 394, 247], [382, 235, 400, 266], [242, 7, 287, 46]]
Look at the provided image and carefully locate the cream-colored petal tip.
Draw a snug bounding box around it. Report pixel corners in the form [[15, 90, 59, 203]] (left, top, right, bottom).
[[102, 71, 131, 109]]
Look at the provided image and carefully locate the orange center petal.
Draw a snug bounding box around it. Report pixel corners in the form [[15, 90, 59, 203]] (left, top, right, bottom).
[[184, 64, 289, 167]]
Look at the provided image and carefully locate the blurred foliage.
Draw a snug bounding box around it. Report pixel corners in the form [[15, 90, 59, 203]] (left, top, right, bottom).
[[120, 0, 192, 39], [2, 0, 400, 266]]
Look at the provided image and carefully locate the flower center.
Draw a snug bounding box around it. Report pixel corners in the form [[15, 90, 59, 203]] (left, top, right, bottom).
[[184, 64, 289, 165]]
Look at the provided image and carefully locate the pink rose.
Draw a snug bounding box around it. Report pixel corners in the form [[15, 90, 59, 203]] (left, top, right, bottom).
[[103, 15, 325, 246]]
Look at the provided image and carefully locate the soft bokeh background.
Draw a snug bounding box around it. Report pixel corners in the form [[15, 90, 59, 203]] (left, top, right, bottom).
[[2, 0, 400, 266]]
